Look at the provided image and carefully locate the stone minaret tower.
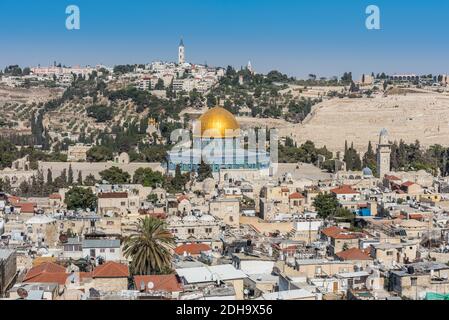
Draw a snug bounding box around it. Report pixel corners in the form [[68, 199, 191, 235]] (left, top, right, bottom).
[[377, 128, 391, 178], [178, 38, 185, 65]]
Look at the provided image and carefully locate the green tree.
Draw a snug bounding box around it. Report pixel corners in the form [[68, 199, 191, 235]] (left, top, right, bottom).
[[363, 141, 377, 174], [99, 166, 131, 184], [68, 164, 74, 185], [86, 105, 113, 123], [334, 207, 355, 223], [123, 216, 175, 275], [84, 174, 97, 186], [64, 186, 97, 211], [46, 169, 53, 184], [77, 171, 83, 185], [0, 139, 19, 169], [147, 193, 159, 204], [133, 168, 164, 187], [87, 145, 114, 162], [344, 142, 362, 171], [206, 93, 217, 108], [154, 79, 164, 90], [170, 164, 186, 192], [19, 180, 31, 197], [197, 160, 213, 182], [313, 193, 339, 219]]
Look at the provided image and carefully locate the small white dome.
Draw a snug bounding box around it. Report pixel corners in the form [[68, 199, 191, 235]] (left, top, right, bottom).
[[199, 214, 215, 222], [26, 215, 56, 225], [183, 215, 198, 222], [362, 167, 373, 177]]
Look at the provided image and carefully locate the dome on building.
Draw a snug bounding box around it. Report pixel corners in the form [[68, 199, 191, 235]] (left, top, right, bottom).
[[362, 167, 373, 177], [199, 214, 215, 222], [182, 215, 198, 223], [195, 106, 240, 138], [26, 215, 56, 225]]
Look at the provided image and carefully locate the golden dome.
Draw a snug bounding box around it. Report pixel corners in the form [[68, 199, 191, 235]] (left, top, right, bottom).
[[195, 106, 240, 138]]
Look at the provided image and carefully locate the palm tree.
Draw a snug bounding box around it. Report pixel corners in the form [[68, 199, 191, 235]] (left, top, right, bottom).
[[123, 216, 175, 275]]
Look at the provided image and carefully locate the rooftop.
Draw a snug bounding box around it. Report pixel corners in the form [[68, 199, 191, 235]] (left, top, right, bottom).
[[330, 185, 359, 195], [335, 248, 372, 261], [93, 262, 129, 278], [175, 264, 247, 284], [134, 274, 183, 293], [174, 243, 211, 256], [82, 239, 121, 249]]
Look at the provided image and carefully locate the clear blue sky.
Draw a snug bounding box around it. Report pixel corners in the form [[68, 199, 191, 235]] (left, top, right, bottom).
[[1, 0, 449, 78]]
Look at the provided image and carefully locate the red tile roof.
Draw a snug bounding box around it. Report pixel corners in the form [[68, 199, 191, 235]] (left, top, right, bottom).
[[385, 175, 401, 181], [409, 213, 424, 220], [333, 232, 365, 240], [401, 181, 415, 187], [24, 262, 68, 285], [49, 193, 62, 200], [321, 226, 342, 238], [15, 202, 36, 213], [281, 245, 299, 253], [98, 192, 128, 199], [335, 248, 372, 261], [177, 195, 189, 202], [321, 226, 365, 239], [93, 262, 129, 278], [7, 195, 21, 204], [174, 243, 211, 255], [289, 192, 305, 200], [330, 185, 359, 195], [24, 272, 69, 285], [134, 275, 183, 292]]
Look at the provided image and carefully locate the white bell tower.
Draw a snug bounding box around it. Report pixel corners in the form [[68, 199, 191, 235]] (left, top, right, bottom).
[[178, 38, 185, 65]]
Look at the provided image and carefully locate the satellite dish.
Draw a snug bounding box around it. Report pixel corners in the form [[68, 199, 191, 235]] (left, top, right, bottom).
[[147, 282, 154, 290], [17, 287, 28, 299], [59, 234, 68, 243]]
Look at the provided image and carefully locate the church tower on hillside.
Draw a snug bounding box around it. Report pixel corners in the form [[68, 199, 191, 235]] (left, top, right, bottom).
[[377, 128, 391, 179], [178, 38, 185, 65]]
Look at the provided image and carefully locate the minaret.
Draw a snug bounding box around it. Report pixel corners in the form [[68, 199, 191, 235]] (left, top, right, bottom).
[[376, 128, 391, 178], [178, 38, 185, 65], [247, 61, 254, 74]]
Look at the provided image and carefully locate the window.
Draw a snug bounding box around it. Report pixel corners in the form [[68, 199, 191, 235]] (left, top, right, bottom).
[[386, 251, 393, 256], [188, 228, 195, 234], [100, 249, 105, 253], [110, 249, 115, 253], [411, 277, 417, 286], [120, 202, 126, 206], [205, 228, 212, 233]]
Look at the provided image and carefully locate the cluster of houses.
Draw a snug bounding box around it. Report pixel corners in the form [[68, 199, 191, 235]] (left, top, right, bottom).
[[1, 151, 449, 300]]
